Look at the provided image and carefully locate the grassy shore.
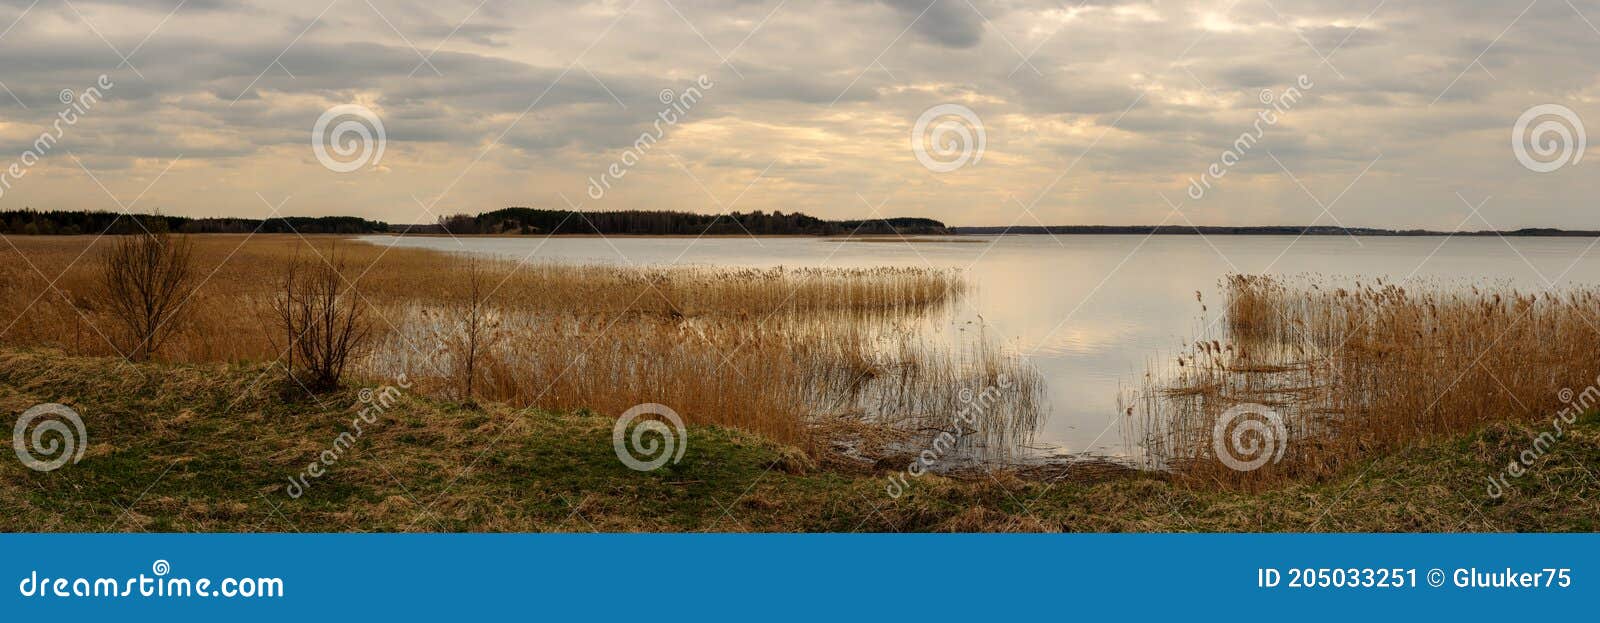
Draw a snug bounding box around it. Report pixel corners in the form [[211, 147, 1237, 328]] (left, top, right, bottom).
[[0, 234, 1046, 455], [4, 348, 1597, 532]]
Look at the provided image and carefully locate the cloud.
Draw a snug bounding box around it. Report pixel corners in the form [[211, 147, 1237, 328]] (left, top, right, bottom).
[[0, 0, 1595, 229], [878, 0, 986, 49]]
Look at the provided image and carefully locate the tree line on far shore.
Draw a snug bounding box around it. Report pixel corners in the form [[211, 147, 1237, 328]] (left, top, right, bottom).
[[0, 209, 389, 235], [433, 207, 949, 236], [1, 207, 950, 237]]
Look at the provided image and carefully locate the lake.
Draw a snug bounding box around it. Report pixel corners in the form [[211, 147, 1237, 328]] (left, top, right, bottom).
[[358, 233, 1600, 459]]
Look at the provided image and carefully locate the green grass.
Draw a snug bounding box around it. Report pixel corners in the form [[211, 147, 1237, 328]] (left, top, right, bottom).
[[2, 348, 1597, 532]]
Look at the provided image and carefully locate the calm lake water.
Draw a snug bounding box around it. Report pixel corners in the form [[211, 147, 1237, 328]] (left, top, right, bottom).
[[359, 233, 1600, 459]]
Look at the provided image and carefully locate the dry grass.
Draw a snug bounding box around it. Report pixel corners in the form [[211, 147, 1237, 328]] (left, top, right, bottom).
[[4, 348, 1596, 532], [1129, 274, 1600, 489], [0, 234, 1039, 457]]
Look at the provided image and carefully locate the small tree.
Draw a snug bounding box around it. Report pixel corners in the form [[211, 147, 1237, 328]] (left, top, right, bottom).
[[424, 257, 503, 404], [273, 250, 371, 392], [97, 225, 196, 361]]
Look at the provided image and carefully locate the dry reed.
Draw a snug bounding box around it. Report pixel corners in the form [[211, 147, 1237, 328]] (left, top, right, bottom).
[[1, 234, 1041, 458], [1129, 273, 1600, 489]]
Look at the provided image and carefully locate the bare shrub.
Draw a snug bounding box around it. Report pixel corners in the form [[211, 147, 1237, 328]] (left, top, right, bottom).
[[422, 256, 505, 404], [273, 251, 372, 392], [12, 236, 1040, 459], [96, 227, 196, 361]]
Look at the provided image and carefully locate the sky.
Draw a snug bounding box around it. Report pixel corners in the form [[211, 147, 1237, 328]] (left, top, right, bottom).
[[0, 0, 1596, 229]]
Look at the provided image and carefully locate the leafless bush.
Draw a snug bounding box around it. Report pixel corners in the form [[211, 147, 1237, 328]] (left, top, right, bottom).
[[422, 256, 506, 404], [97, 228, 196, 361], [273, 251, 371, 392]]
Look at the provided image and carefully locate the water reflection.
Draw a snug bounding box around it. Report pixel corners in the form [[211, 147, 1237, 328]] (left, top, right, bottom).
[[361, 234, 1600, 458]]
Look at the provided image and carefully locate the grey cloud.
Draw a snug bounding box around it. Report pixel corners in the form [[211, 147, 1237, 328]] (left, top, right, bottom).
[[1009, 68, 1143, 115], [1303, 25, 1384, 52], [1213, 65, 1292, 89], [879, 0, 985, 48], [2, 0, 1599, 226], [724, 64, 879, 104]]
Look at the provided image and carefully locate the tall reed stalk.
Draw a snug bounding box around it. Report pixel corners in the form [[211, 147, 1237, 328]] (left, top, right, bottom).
[[1129, 274, 1600, 488], [2, 235, 1042, 460]]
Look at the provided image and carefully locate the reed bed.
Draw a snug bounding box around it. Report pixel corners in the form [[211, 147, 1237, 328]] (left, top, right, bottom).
[[1129, 273, 1600, 489], [1, 234, 1039, 458]]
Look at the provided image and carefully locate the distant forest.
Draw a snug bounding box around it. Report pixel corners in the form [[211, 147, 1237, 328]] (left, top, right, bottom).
[[0, 208, 950, 237], [11, 208, 1600, 238], [0, 209, 390, 235], [432, 207, 950, 236]]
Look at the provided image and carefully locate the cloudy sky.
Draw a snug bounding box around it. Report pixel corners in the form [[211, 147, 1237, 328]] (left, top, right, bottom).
[[0, 0, 1596, 228]]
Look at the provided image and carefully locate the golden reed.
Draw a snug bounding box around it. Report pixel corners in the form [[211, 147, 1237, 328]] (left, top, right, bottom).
[[1, 234, 1042, 458], [1128, 274, 1600, 489]]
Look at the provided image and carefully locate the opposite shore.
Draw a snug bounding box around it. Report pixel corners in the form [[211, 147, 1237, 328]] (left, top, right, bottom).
[[6, 208, 1600, 238]]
